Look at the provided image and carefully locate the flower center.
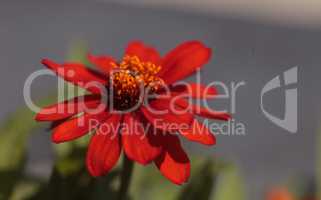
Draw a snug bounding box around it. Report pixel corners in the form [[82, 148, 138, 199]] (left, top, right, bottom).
[[110, 55, 164, 111]]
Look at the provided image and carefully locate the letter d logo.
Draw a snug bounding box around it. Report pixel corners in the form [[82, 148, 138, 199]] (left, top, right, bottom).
[[260, 67, 298, 133]]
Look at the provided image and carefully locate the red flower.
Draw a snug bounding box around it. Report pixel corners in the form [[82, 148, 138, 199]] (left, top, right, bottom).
[[35, 40, 230, 185]]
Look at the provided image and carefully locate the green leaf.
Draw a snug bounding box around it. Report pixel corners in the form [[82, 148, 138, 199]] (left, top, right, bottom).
[[9, 178, 42, 200], [0, 109, 40, 170], [177, 159, 217, 200], [212, 165, 246, 200], [0, 96, 55, 198], [27, 146, 120, 200]]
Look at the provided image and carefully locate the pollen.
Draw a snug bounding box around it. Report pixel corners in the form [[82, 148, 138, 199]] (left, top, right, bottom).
[[110, 55, 164, 110]]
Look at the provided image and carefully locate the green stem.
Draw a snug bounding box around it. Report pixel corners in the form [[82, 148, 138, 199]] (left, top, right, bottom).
[[117, 155, 134, 200]]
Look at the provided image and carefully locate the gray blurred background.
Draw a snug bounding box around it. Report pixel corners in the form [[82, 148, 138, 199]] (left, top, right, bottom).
[[1, 0, 321, 199]]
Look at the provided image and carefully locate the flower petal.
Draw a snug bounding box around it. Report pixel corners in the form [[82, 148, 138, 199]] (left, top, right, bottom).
[[125, 41, 161, 64], [140, 99, 193, 132], [175, 98, 231, 121], [86, 114, 122, 177], [49, 118, 69, 130], [160, 41, 212, 84], [179, 119, 216, 145], [122, 113, 162, 165], [52, 111, 109, 143], [35, 95, 102, 121], [155, 134, 190, 185], [42, 59, 107, 94], [87, 53, 116, 74]]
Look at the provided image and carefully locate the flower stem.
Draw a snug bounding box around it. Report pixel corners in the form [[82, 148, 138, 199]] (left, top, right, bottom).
[[117, 155, 134, 200]]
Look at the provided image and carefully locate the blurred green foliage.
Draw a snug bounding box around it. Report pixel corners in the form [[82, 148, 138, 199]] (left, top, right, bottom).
[[213, 165, 246, 200], [0, 96, 54, 200]]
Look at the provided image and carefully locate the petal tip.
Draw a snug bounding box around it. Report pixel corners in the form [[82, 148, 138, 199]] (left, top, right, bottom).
[[51, 130, 66, 144], [86, 165, 104, 177], [87, 53, 95, 61], [41, 58, 60, 70], [34, 113, 41, 121], [223, 113, 232, 121], [205, 135, 216, 146]]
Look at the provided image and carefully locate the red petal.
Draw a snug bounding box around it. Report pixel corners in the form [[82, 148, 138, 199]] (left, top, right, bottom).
[[52, 111, 109, 143], [122, 113, 161, 165], [140, 99, 193, 132], [50, 118, 69, 130], [175, 98, 231, 121], [42, 59, 107, 94], [155, 134, 190, 185], [86, 114, 122, 177], [87, 53, 116, 74], [179, 119, 216, 145], [170, 83, 217, 99], [160, 41, 212, 84], [194, 109, 230, 121], [125, 41, 161, 64], [35, 95, 102, 121]]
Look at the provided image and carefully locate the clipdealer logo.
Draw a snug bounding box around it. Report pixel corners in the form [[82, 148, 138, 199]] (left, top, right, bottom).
[[260, 67, 298, 133], [23, 66, 299, 136]]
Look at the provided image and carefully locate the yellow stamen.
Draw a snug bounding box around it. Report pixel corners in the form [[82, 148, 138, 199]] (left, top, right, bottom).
[[110, 55, 164, 110], [111, 55, 162, 86]]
